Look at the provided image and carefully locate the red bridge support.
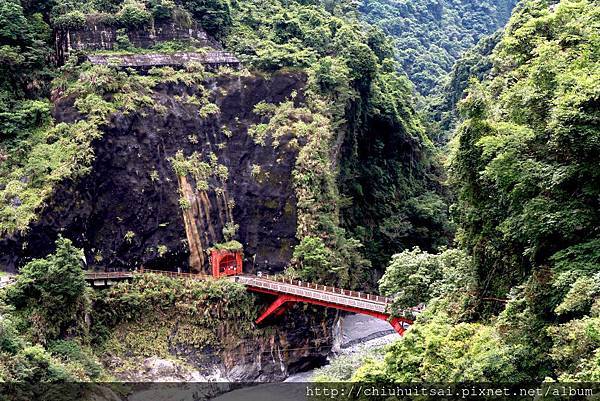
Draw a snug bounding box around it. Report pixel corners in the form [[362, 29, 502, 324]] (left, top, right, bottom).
[[254, 293, 412, 336]]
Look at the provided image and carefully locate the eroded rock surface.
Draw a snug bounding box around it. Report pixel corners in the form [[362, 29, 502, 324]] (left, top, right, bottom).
[[0, 71, 306, 274]]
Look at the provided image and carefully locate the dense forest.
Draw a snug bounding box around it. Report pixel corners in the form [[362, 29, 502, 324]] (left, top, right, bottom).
[[359, 0, 517, 96], [0, 0, 447, 385], [318, 0, 600, 383], [0, 0, 598, 394]]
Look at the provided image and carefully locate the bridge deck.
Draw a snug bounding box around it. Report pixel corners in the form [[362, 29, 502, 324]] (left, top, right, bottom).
[[84, 270, 416, 317], [233, 275, 390, 314], [84, 271, 389, 306]]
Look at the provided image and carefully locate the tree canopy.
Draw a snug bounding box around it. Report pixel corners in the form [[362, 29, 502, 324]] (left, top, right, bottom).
[[358, 0, 517, 96]]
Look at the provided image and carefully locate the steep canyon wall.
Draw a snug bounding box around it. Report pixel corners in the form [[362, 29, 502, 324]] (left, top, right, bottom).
[[0, 71, 306, 274]]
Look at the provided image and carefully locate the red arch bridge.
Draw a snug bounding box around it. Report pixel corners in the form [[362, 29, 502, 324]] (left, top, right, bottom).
[[84, 270, 417, 335]]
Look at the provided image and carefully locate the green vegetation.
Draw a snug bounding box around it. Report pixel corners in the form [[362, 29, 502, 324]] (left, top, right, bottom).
[[345, 0, 600, 385], [358, 0, 517, 97], [427, 31, 502, 142], [353, 309, 527, 382], [0, 238, 257, 383], [181, 0, 232, 37], [450, 0, 600, 307], [2, 0, 598, 387], [3, 237, 90, 344], [230, 0, 451, 284], [92, 274, 256, 359], [211, 240, 243, 252], [48, 0, 228, 34], [378, 247, 474, 315], [0, 238, 102, 384]]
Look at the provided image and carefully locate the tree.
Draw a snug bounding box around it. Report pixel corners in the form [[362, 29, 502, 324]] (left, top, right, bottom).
[[182, 0, 232, 37], [449, 0, 600, 306], [352, 310, 527, 382], [4, 237, 89, 343], [292, 236, 333, 282], [379, 247, 474, 315]]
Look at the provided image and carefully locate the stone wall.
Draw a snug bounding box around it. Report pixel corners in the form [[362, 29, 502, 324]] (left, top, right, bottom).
[[87, 51, 240, 69], [56, 15, 221, 64]]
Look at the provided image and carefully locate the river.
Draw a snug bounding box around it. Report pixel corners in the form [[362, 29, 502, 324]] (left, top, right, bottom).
[[210, 314, 400, 401]]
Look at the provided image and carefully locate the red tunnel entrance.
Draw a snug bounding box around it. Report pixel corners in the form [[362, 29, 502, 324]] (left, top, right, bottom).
[[211, 249, 243, 278]]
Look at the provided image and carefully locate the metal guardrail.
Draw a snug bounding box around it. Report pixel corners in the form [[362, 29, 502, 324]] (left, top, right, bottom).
[[234, 275, 389, 313], [241, 273, 391, 304], [84, 269, 210, 281], [141, 269, 212, 280], [85, 271, 134, 280]]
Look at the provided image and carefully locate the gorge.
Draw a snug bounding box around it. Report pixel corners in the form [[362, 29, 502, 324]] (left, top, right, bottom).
[[0, 0, 598, 398]]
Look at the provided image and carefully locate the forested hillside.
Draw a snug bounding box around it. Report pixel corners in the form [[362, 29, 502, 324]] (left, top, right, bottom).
[[333, 0, 600, 383], [427, 30, 502, 141], [0, 0, 450, 283], [0, 0, 598, 392], [359, 0, 517, 96]]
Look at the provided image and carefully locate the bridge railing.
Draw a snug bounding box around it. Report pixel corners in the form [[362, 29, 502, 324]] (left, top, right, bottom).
[[236, 273, 425, 318], [141, 269, 211, 281], [238, 273, 393, 303], [84, 269, 210, 281], [85, 271, 134, 280], [234, 275, 388, 313], [251, 273, 391, 304]]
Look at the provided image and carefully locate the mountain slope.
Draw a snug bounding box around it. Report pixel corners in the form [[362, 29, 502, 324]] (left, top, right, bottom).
[[346, 0, 600, 384], [359, 0, 517, 96]]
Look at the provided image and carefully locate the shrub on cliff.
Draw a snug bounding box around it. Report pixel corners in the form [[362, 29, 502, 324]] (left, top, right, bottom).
[[91, 274, 257, 356], [3, 237, 90, 344], [117, 0, 152, 27], [182, 0, 232, 37], [52, 10, 86, 30], [147, 0, 175, 20], [0, 317, 100, 384]]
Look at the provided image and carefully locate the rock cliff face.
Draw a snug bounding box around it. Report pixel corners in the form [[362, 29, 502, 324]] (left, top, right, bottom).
[[0, 71, 306, 274], [106, 307, 334, 383], [201, 308, 333, 382]]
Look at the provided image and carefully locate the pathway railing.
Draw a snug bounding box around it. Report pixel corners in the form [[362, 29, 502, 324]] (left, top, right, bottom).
[[83, 269, 421, 317], [141, 269, 211, 281], [85, 271, 134, 280]]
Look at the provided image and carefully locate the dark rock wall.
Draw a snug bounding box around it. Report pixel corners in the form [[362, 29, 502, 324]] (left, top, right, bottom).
[[0, 71, 306, 274], [219, 307, 334, 381]]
